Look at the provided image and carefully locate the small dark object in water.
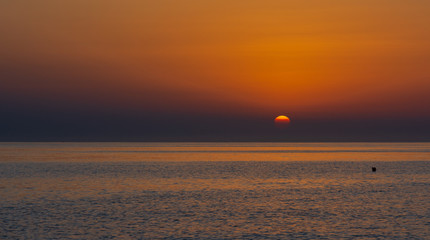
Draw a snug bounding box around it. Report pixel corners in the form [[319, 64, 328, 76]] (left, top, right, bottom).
[[372, 167, 376, 172]]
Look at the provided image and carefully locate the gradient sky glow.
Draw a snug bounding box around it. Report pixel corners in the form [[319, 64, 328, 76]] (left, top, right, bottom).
[[1, 1, 430, 141]]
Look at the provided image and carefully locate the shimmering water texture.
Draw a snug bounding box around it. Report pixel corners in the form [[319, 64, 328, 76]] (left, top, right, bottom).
[[1, 143, 429, 239]]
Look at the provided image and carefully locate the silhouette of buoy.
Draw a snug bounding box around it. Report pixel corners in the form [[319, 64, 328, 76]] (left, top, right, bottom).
[[372, 167, 376, 172]]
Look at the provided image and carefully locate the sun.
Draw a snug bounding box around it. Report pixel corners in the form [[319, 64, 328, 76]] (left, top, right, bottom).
[[274, 115, 290, 129]]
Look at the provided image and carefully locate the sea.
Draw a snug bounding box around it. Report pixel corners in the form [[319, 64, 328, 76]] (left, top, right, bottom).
[[0, 142, 429, 239]]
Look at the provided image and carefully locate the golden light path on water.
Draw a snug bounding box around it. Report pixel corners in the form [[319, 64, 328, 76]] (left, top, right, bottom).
[[0, 142, 429, 239]]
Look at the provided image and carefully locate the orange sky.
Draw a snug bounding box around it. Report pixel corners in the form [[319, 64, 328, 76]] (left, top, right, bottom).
[[1, 0, 430, 121]]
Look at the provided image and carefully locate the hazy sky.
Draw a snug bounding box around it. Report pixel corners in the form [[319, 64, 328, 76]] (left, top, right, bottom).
[[1, 1, 429, 141]]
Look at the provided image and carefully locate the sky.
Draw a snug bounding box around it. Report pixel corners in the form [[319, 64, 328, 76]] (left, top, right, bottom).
[[1, 0, 430, 141]]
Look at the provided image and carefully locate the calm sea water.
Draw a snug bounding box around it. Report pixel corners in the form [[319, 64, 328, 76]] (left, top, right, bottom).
[[1, 142, 429, 239]]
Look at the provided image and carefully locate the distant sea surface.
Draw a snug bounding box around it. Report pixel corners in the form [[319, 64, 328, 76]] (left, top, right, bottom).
[[1, 142, 429, 239]]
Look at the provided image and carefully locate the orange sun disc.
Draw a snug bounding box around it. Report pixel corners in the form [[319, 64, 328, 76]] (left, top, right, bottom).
[[274, 115, 290, 128]]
